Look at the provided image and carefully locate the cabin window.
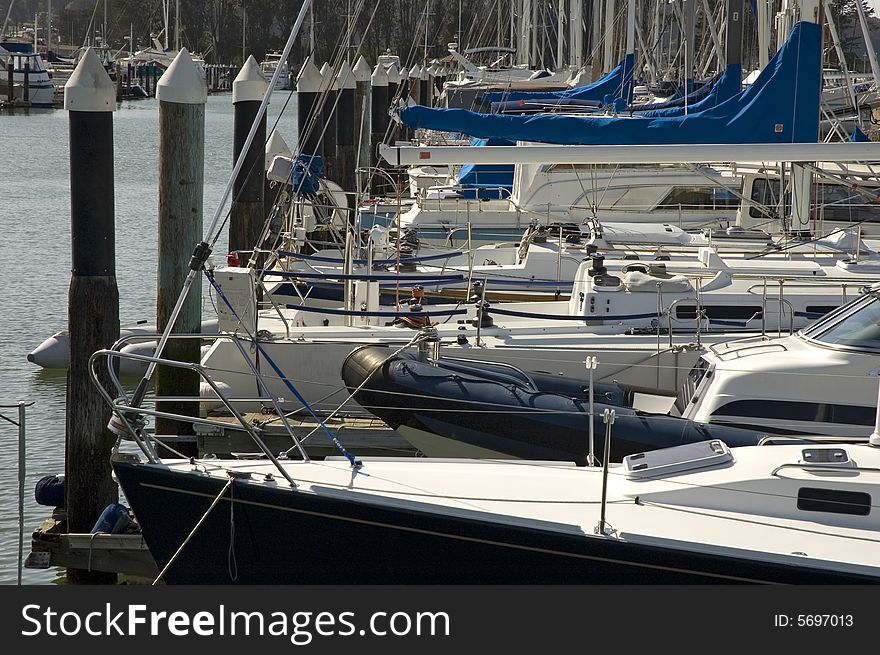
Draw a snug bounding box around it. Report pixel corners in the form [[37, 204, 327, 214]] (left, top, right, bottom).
[[658, 186, 740, 211], [711, 400, 875, 425], [802, 294, 880, 352], [797, 488, 871, 516], [749, 178, 880, 222]]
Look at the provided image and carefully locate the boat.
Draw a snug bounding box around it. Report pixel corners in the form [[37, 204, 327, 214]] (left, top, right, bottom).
[[198, 241, 880, 417], [109, 431, 880, 583], [340, 344, 770, 463], [0, 42, 55, 107], [260, 51, 290, 90], [673, 282, 880, 438]]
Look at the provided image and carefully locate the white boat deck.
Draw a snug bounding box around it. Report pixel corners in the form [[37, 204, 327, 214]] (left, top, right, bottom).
[[150, 441, 880, 580]]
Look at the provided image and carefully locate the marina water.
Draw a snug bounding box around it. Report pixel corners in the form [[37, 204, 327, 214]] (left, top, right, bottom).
[[0, 93, 298, 584]]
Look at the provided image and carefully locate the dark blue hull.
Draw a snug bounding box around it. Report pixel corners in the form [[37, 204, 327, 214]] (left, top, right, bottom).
[[113, 462, 872, 584]]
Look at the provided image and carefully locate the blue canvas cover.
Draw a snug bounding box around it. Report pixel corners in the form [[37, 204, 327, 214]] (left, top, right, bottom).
[[399, 22, 820, 145], [480, 53, 634, 105], [634, 64, 742, 117], [457, 138, 514, 198]]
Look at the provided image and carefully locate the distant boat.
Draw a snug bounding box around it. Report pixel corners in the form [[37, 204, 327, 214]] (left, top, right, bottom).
[[0, 42, 54, 107], [260, 51, 289, 90]]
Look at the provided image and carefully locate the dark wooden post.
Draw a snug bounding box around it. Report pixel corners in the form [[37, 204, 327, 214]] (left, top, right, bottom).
[[370, 62, 389, 191], [386, 62, 399, 104], [6, 58, 13, 102], [63, 47, 120, 584], [230, 55, 267, 260], [419, 65, 430, 108], [154, 48, 207, 446], [296, 57, 323, 156], [335, 59, 356, 209], [319, 61, 338, 182], [398, 66, 410, 141], [23, 59, 30, 103], [353, 56, 372, 195], [408, 64, 421, 105]]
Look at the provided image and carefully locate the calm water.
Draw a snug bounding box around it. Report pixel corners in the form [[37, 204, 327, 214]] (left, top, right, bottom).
[[0, 93, 298, 584]]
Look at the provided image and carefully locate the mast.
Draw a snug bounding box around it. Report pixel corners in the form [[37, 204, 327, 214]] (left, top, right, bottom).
[[1, 0, 13, 39], [558, 0, 565, 72], [757, 0, 769, 69], [163, 0, 169, 50], [519, 0, 531, 66], [103, 0, 106, 46], [570, 0, 583, 70], [175, 0, 179, 52], [854, 0, 880, 92], [603, 0, 614, 73]]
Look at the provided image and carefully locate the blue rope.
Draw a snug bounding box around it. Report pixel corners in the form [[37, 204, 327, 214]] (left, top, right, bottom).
[[260, 269, 466, 283], [206, 271, 361, 468], [487, 306, 661, 321], [274, 249, 464, 265], [285, 303, 468, 318]]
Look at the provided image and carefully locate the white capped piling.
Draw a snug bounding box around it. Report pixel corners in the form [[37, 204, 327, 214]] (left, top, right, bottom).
[[370, 63, 389, 189], [399, 65, 411, 141], [386, 63, 401, 142], [320, 61, 339, 181], [386, 62, 400, 105], [230, 55, 267, 259], [353, 55, 372, 192], [63, 47, 120, 584], [429, 64, 443, 105], [419, 64, 431, 108], [154, 48, 207, 446], [265, 129, 291, 221], [296, 57, 323, 156], [335, 59, 357, 205], [408, 64, 422, 105]]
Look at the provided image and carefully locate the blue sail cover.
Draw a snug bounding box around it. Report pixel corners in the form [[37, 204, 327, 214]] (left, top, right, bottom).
[[480, 54, 634, 105], [635, 63, 742, 117], [457, 138, 515, 199], [399, 22, 820, 145]]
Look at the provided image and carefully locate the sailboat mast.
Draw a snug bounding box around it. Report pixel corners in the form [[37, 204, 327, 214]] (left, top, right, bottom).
[[1, 0, 13, 39], [174, 0, 179, 52], [103, 0, 106, 45], [854, 0, 880, 91], [163, 0, 169, 50]]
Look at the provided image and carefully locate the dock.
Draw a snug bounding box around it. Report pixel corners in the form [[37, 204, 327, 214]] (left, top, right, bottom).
[[29, 512, 158, 580]]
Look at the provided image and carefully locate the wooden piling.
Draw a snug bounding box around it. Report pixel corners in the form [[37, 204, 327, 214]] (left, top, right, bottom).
[[370, 63, 389, 192], [353, 56, 372, 193], [6, 59, 13, 102], [63, 47, 120, 584], [154, 49, 207, 446], [408, 64, 421, 105], [335, 60, 356, 209], [398, 66, 410, 141], [296, 57, 323, 156], [23, 60, 30, 103], [319, 62, 338, 182], [229, 55, 267, 260], [419, 65, 430, 108]]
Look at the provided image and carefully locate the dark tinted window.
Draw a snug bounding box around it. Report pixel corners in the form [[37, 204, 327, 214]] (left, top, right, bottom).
[[797, 488, 871, 516], [712, 400, 874, 425]]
